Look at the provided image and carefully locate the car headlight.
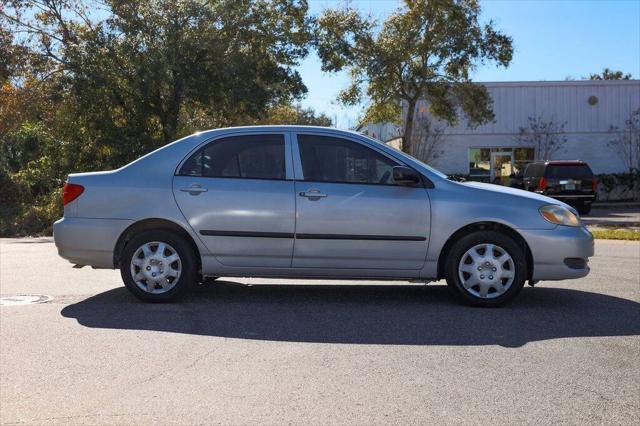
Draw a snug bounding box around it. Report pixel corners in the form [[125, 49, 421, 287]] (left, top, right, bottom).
[[539, 205, 581, 227]]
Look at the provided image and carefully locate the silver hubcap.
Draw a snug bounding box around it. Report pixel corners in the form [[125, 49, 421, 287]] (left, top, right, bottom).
[[458, 243, 515, 299], [130, 241, 182, 294]]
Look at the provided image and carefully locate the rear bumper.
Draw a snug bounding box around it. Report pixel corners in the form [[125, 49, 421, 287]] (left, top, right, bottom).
[[520, 225, 594, 281], [53, 217, 133, 268]]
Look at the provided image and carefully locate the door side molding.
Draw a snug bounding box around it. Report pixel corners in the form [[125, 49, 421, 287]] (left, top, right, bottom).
[[296, 233, 426, 241], [199, 230, 426, 241]]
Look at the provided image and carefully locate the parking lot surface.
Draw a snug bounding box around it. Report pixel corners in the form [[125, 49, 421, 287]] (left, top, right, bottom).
[[582, 206, 640, 227], [1, 238, 639, 425]]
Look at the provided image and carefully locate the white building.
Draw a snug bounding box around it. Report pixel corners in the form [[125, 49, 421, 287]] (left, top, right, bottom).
[[356, 122, 401, 144], [401, 79, 639, 182]]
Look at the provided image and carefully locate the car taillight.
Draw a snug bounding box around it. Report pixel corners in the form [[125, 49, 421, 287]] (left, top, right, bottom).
[[63, 183, 84, 205], [538, 177, 547, 191], [592, 177, 598, 191]]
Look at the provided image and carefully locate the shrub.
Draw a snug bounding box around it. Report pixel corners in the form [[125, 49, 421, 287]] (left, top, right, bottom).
[[596, 170, 640, 201]]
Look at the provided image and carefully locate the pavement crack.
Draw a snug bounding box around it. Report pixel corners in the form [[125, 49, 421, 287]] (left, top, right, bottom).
[[183, 348, 217, 371], [573, 384, 640, 411]]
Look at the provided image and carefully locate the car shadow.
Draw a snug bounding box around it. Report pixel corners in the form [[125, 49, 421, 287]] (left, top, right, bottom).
[[2, 237, 53, 244], [61, 281, 640, 348]]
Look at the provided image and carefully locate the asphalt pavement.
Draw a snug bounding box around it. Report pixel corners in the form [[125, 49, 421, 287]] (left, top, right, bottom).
[[1, 238, 639, 425], [582, 206, 640, 227]]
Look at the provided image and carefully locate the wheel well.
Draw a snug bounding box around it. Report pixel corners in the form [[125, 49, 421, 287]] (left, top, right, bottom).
[[437, 222, 533, 280], [114, 219, 201, 273]]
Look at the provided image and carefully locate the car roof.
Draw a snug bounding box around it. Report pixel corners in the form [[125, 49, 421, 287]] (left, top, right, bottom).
[[195, 125, 362, 139]]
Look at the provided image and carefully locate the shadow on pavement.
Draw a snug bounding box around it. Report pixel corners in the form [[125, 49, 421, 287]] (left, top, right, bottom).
[[3, 237, 53, 244], [61, 281, 640, 348]]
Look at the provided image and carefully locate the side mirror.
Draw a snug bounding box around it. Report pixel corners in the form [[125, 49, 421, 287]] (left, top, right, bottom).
[[392, 166, 421, 186]]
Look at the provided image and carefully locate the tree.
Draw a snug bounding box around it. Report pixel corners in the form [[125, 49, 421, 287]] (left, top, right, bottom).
[[412, 117, 445, 163], [588, 68, 633, 80], [516, 117, 567, 161], [314, 0, 513, 154], [0, 0, 317, 236], [255, 103, 332, 126], [2, 0, 313, 165], [608, 108, 640, 172]]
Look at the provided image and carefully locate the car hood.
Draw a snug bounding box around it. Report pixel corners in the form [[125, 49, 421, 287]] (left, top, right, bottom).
[[459, 181, 564, 206]]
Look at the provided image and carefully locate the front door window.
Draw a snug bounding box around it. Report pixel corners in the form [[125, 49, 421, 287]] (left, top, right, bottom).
[[297, 134, 398, 184]]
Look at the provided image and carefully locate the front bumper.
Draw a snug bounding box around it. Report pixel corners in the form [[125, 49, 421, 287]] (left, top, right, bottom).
[[53, 217, 133, 268], [519, 225, 594, 281]]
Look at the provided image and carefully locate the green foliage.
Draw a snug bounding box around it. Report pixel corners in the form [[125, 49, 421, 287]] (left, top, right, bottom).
[[0, 122, 69, 236], [0, 0, 320, 236], [595, 171, 640, 201], [588, 68, 633, 80], [314, 0, 513, 153], [255, 103, 332, 126], [589, 228, 640, 241]]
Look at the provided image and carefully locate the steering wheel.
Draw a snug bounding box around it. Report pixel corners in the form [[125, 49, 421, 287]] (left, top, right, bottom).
[[378, 170, 391, 184]]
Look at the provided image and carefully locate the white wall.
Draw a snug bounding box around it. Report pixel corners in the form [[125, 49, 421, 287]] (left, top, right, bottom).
[[409, 80, 640, 174], [430, 132, 630, 175]]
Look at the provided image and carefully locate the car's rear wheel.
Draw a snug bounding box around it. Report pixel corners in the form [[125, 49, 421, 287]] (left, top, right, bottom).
[[445, 231, 527, 307], [120, 229, 197, 302]]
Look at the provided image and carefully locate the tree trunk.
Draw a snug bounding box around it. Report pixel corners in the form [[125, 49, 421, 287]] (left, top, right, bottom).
[[161, 77, 185, 144], [403, 99, 417, 155]]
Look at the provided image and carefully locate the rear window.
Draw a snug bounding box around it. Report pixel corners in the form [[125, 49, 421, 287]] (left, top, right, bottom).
[[545, 165, 593, 179], [524, 163, 543, 178]]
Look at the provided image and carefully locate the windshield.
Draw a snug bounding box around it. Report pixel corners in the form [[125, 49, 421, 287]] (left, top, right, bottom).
[[408, 155, 449, 179], [358, 133, 449, 179]]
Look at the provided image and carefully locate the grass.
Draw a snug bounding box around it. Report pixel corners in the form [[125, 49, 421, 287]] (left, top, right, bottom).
[[588, 227, 640, 241]]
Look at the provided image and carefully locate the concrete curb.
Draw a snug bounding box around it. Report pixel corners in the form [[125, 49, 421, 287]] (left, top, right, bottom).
[[583, 221, 640, 228], [592, 202, 640, 209]]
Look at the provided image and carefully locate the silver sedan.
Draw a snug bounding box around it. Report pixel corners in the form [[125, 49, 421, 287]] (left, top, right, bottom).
[[53, 126, 594, 306]]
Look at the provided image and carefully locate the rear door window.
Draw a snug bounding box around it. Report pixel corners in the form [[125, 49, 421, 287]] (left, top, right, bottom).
[[179, 134, 286, 180]]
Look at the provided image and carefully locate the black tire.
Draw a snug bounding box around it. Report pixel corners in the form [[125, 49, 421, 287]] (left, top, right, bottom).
[[577, 203, 592, 215], [444, 230, 527, 307], [120, 229, 197, 302]]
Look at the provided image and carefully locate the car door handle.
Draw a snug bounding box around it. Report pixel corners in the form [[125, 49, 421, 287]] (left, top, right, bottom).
[[180, 184, 208, 194], [299, 189, 327, 198]]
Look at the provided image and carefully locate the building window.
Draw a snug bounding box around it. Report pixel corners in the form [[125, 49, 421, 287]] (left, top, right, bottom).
[[468, 147, 535, 184], [513, 147, 535, 176], [469, 148, 491, 180]]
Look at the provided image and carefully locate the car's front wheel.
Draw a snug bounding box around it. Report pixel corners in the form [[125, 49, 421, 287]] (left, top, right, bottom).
[[120, 229, 197, 302], [445, 231, 527, 307]]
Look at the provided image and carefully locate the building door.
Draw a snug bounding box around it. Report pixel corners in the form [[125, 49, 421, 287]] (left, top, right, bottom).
[[491, 152, 513, 185]]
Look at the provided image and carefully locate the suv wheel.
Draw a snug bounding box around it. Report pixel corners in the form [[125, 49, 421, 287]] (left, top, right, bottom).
[[577, 203, 592, 215], [445, 231, 527, 307], [120, 229, 197, 302]]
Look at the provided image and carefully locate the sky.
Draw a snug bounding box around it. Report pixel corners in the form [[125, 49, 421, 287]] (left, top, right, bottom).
[[298, 0, 640, 129]]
